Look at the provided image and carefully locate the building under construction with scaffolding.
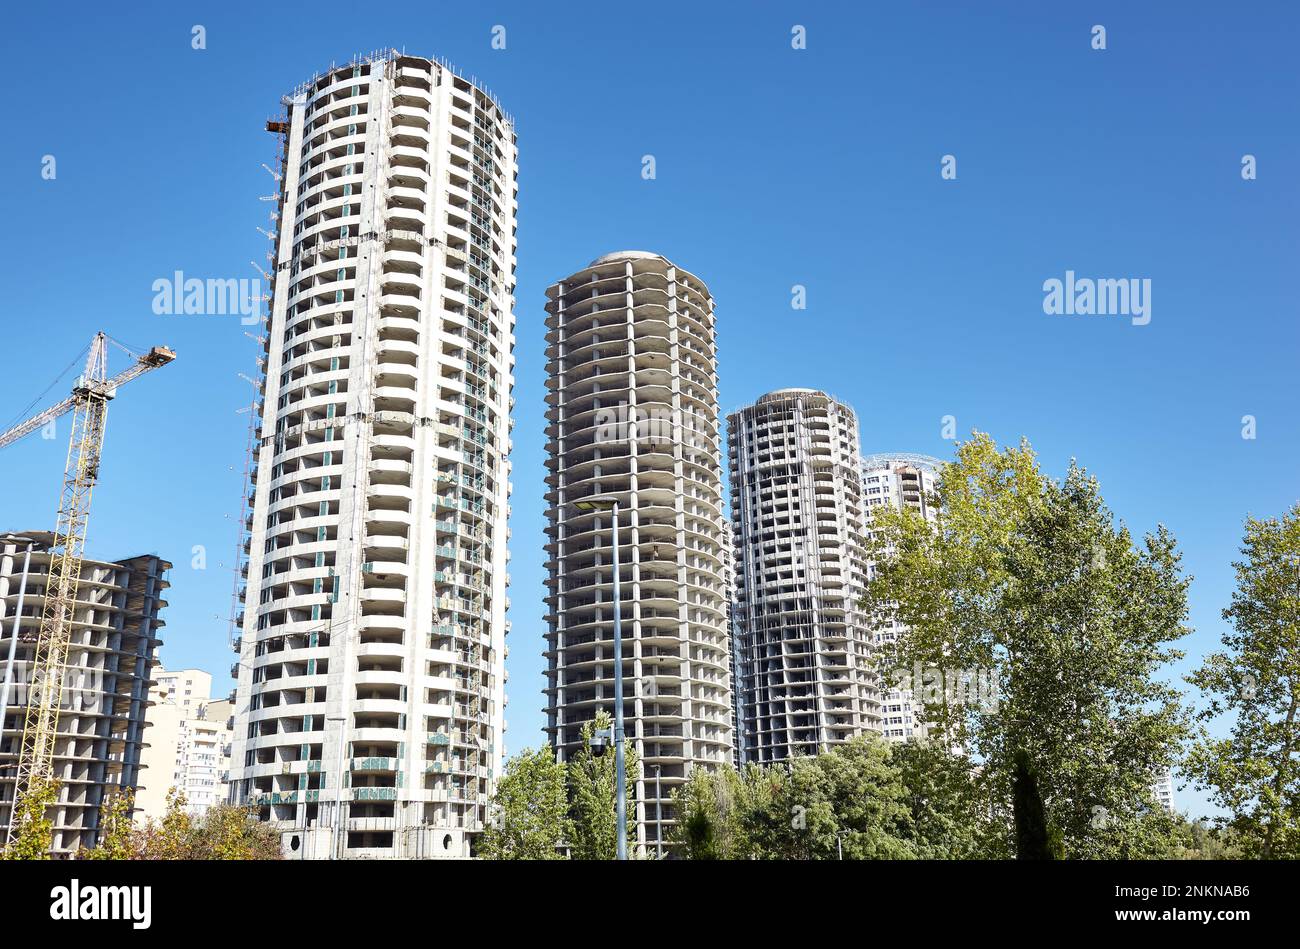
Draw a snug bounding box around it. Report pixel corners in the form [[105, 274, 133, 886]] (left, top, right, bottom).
[[727, 390, 879, 764], [227, 50, 517, 858], [0, 532, 171, 855]]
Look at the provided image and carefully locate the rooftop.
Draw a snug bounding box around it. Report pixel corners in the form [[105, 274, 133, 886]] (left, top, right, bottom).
[[589, 250, 662, 266]]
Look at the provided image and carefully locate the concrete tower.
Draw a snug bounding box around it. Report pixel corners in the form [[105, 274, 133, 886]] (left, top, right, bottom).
[[228, 51, 517, 859], [728, 389, 878, 764], [544, 251, 733, 854]]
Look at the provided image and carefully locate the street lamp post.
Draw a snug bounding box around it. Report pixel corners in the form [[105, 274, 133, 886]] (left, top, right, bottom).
[[575, 495, 627, 860], [654, 764, 662, 860]]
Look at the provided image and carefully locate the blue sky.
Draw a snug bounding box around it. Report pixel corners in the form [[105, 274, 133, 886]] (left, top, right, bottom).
[[1, 1, 1296, 818]]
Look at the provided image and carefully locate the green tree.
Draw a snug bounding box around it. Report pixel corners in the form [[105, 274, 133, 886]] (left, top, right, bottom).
[[479, 746, 569, 859], [811, 736, 914, 858], [1185, 504, 1300, 858], [1, 776, 59, 860], [863, 433, 1192, 858], [82, 788, 136, 860], [110, 789, 282, 860], [737, 737, 915, 860], [739, 755, 837, 859], [1163, 814, 1244, 860], [1013, 748, 1062, 859], [566, 711, 638, 859], [890, 738, 993, 858], [671, 764, 754, 859]]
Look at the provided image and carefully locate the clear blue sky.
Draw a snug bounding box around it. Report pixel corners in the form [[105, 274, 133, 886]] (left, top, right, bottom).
[[1, 2, 1296, 818]]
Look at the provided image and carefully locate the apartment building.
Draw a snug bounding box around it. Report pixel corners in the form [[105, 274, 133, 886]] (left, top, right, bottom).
[[1152, 770, 1176, 813], [137, 669, 234, 821], [728, 390, 879, 764], [0, 532, 170, 855], [544, 251, 734, 853], [861, 453, 942, 741], [228, 50, 517, 859]]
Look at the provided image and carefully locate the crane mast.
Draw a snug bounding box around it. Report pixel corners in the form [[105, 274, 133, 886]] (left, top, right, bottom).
[[1, 332, 175, 846]]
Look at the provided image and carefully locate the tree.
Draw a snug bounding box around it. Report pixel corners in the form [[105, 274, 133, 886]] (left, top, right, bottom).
[[139, 788, 196, 860], [82, 788, 282, 860], [1185, 504, 1300, 858], [1151, 813, 1244, 860], [478, 746, 569, 859], [82, 788, 136, 860], [671, 764, 755, 859], [890, 738, 993, 858], [566, 711, 638, 859], [1013, 748, 1061, 859], [1, 776, 59, 860], [810, 736, 914, 858], [739, 755, 838, 859], [863, 433, 1192, 858], [734, 737, 916, 860], [193, 803, 284, 860]]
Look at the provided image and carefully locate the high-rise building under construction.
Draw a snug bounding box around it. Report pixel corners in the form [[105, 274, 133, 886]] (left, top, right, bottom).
[[543, 251, 734, 853], [727, 390, 878, 764], [228, 51, 517, 859], [0, 532, 170, 855]]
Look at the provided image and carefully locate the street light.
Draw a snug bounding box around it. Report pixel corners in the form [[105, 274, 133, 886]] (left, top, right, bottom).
[[573, 494, 627, 861], [653, 764, 663, 860]]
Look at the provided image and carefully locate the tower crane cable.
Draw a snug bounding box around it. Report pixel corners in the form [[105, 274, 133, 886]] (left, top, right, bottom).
[[2, 346, 90, 434]]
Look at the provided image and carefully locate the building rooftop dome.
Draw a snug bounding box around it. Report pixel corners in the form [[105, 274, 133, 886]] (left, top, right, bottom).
[[755, 388, 826, 405], [861, 452, 945, 472], [589, 250, 662, 265]]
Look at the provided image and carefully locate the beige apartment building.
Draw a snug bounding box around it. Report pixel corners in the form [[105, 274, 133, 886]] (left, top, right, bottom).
[[137, 668, 233, 821]]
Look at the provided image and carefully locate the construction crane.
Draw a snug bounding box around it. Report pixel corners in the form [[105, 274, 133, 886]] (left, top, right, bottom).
[[0, 331, 175, 844]]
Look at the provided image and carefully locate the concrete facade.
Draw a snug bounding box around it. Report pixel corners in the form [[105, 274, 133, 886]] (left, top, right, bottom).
[[544, 251, 733, 853], [228, 51, 517, 859], [728, 390, 879, 763], [1152, 770, 1176, 813], [0, 532, 170, 855]]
